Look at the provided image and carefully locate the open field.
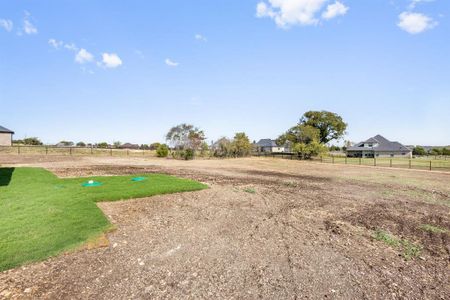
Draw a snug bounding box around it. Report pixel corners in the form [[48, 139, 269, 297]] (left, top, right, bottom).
[[0, 155, 449, 299]]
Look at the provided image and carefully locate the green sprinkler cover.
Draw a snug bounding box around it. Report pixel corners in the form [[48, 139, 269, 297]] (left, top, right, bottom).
[[82, 180, 103, 187], [131, 177, 147, 182]]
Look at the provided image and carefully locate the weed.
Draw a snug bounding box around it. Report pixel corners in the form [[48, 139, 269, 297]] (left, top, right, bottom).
[[373, 229, 421, 260], [243, 187, 256, 194], [419, 224, 448, 234]]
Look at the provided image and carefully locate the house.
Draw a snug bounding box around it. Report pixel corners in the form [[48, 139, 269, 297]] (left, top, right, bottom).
[[255, 139, 285, 153], [0, 125, 14, 146], [119, 143, 140, 149], [346, 134, 412, 158]]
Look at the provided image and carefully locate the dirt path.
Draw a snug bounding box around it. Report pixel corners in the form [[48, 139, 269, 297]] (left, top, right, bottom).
[[0, 156, 449, 299]]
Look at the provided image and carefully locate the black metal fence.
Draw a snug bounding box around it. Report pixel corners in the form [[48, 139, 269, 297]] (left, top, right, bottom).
[[252, 152, 450, 172]]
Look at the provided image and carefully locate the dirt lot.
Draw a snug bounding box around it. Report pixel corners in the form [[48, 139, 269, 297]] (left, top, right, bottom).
[[0, 155, 449, 299]]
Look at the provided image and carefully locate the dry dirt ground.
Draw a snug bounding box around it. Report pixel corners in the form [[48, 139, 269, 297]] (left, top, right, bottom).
[[0, 155, 449, 299]]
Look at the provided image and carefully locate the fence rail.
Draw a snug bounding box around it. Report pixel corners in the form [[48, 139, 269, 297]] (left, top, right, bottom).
[[253, 152, 450, 172], [0, 145, 157, 157]]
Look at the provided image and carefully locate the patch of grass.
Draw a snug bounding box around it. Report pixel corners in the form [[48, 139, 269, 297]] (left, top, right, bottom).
[[373, 229, 422, 260], [0, 167, 207, 271], [419, 224, 448, 234], [243, 187, 256, 194]]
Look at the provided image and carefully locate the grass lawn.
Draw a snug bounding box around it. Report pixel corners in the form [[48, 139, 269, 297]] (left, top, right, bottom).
[[0, 167, 207, 271]]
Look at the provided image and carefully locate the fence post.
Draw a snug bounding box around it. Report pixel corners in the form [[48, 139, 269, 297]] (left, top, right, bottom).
[[46, 146, 48, 155], [321, 156, 323, 163], [110, 148, 113, 156], [374, 158, 376, 166], [18, 146, 20, 155], [390, 159, 392, 168], [409, 160, 412, 169], [345, 157, 347, 164], [429, 161, 432, 171], [332, 156, 334, 164], [91, 147, 93, 155], [359, 157, 361, 165], [70, 147, 72, 156], [127, 149, 129, 156]]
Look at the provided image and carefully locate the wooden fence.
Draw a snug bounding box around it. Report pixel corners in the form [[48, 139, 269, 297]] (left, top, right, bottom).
[[0, 145, 157, 157]]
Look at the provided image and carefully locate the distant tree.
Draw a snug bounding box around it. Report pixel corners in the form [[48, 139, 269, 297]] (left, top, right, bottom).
[[23, 137, 43, 146], [231, 132, 252, 157], [442, 148, 450, 156], [199, 142, 209, 157], [430, 148, 442, 156], [58, 141, 74, 147], [166, 124, 206, 160], [97, 142, 109, 149], [412, 146, 426, 156], [76, 142, 86, 147], [329, 145, 341, 151], [292, 140, 328, 159], [140, 144, 150, 150], [113, 141, 122, 148], [12, 139, 24, 145], [156, 144, 169, 157], [149, 142, 161, 150], [277, 124, 320, 146], [212, 137, 233, 158], [300, 111, 347, 144]]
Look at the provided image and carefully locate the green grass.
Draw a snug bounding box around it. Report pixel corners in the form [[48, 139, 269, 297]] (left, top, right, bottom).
[[0, 167, 207, 271], [243, 187, 256, 194], [373, 229, 422, 260], [419, 224, 448, 234]]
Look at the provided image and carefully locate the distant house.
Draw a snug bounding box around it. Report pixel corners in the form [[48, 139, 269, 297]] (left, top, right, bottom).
[[346, 135, 412, 158], [119, 143, 140, 149], [255, 139, 285, 153], [0, 125, 14, 146]]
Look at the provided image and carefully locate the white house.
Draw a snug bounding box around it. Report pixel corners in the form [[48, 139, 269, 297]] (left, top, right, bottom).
[[0, 125, 14, 146]]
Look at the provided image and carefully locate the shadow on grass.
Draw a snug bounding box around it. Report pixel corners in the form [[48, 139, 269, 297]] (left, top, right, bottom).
[[0, 167, 14, 186]]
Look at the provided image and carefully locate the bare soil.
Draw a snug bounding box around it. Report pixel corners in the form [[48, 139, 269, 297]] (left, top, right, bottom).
[[0, 155, 449, 299]]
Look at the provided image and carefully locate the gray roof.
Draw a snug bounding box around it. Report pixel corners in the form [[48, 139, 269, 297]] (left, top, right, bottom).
[[347, 135, 410, 152], [0, 125, 14, 134], [256, 139, 278, 147]]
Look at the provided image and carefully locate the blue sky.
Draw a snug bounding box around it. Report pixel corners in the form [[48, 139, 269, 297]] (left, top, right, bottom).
[[1, 0, 449, 146]]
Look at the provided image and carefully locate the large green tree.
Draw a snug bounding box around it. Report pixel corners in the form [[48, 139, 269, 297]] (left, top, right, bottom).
[[300, 111, 347, 144], [277, 124, 320, 145]]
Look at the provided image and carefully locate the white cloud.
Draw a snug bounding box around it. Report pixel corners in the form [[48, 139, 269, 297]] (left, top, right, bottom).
[[0, 19, 13, 32], [23, 18, 37, 35], [195, 34, 207, 42], [398, 12, 437, 34], [64, 43, 78, 51], [322, 1, 349, 20], [408, 0, 434, 10], [256, 0, 328, 28], [99, 53, 123, 68], [48, 38, 63, 49], [75, 48, 94, 64], [165, 58, 179, 67]]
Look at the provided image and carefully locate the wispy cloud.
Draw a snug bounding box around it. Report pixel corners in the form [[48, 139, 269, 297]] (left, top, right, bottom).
[[165, 58, 179, 67], [398, 11, 437, 34], [48, 38, 63, 49], [98, 53, 123, 68], [0, 19, 13, 32], [75, 48, 94, 64], [195, 34, 207, 42], [408, 0, 435, 10], [22, 12, 37, 35], [322, 1, 349, 20]]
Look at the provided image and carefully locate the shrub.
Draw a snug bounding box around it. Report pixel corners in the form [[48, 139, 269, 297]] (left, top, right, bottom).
[[184, 149, 194, 160], [156, 144, 169, 157]]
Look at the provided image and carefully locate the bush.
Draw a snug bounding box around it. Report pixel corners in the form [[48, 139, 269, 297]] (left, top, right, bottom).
[[184, 149, 194, 160], [22, 137, 43, 146], [156, 144, 169, 157]]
